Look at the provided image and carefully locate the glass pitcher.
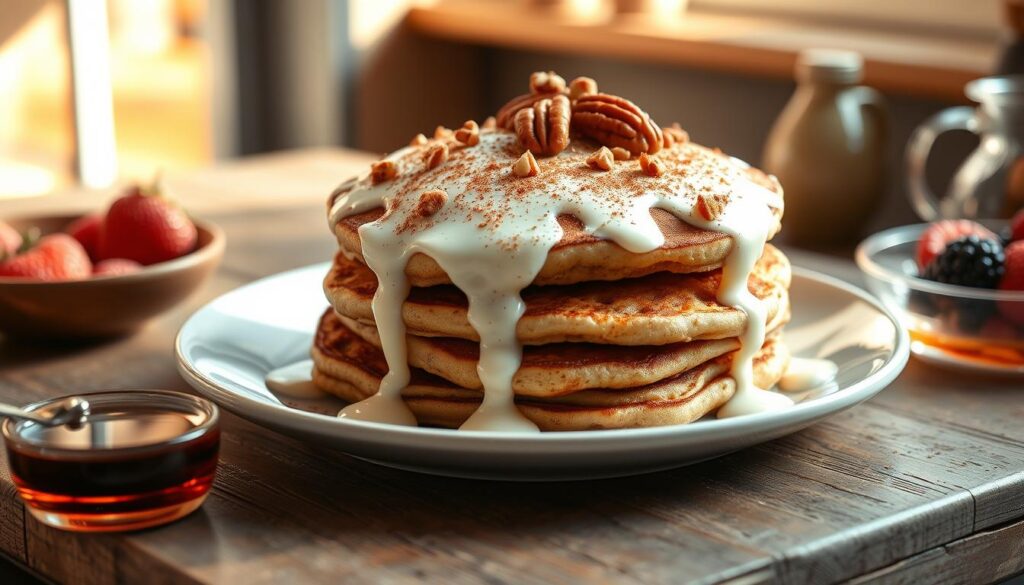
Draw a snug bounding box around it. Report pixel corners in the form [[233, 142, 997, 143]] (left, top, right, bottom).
[[906, 75, 1024, 220]]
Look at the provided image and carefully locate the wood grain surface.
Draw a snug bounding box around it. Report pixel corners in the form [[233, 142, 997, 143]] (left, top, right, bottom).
[[0, 149, 1022, 585]]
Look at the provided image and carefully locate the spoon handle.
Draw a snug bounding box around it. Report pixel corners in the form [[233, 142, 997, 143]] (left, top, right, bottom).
[[0, 402, 51, 425]]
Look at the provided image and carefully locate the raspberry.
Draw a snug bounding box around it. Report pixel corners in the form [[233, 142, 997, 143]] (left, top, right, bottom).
[[917, 220, 996, 271], [922, 235, 1005, 289]]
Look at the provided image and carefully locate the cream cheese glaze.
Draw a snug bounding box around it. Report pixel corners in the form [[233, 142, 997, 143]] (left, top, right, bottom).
[[329, 129, 790, 431]]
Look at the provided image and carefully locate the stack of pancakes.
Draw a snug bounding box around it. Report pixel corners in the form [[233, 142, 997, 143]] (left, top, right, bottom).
[[312, 155, 792, 430]]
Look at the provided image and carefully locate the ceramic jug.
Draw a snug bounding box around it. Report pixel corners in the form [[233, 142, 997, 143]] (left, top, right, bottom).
[[907, 75, 1024, 220], [763, 49, 886, 246]]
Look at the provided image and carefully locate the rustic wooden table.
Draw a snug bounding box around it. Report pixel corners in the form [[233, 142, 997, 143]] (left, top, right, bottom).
[[0, 149, 1022, 585]]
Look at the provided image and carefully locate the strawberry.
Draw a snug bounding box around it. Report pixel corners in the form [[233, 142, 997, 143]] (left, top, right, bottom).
[[0, 221, 22, 258], [917, 220, 996, 271], [0, 234, 91, 281], [98, 183, 197, 265], [1011, 209, 1024, 243], [65, 214, 102, 260], [93, 258, 143, 277], [998, 240, 1024, 326]]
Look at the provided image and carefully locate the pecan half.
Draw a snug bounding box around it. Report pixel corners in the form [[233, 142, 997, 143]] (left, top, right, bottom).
[[497, 93, 550, 129], [514, 94, 570, 157], [572, 93, 663, 155]]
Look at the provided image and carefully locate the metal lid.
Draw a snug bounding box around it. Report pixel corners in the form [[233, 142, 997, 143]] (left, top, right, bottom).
[[797, 49, 864, 84]]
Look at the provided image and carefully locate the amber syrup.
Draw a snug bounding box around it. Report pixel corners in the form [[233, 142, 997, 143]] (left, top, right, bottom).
[[4, 399, 219, 532]]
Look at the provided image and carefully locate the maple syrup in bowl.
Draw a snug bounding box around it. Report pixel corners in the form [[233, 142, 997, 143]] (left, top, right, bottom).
[[2, 390, 219, 532]]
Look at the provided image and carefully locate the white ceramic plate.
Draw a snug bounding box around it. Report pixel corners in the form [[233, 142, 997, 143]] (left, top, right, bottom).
[[176, 264, 909, 481]]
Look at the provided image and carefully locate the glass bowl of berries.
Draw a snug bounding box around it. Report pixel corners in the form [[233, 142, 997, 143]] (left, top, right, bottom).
[[856, 217, 1024, 374]]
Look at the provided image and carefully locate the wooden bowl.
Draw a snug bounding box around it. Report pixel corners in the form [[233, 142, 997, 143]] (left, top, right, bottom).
[[0, 215, 224, 339]]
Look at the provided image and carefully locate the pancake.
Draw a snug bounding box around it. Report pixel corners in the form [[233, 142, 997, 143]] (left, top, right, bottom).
[[324, 244, 791, 346], [330, 137, 783, 288], [310, 313, 789, 431], [336, 308, 790, 396]]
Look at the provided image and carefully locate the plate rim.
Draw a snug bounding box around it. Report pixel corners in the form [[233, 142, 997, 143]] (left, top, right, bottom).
[[175, 264, 910, 449]]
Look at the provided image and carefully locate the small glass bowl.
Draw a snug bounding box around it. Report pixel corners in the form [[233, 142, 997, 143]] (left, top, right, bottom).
[[856, 223, 1024, 373], [2, 390, 220, 532]]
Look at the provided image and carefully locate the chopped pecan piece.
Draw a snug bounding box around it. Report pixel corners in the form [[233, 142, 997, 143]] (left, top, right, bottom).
[[514, 94, 570, 157], [572, 93, 663, 155], [410, 133, 428, 146], [512, 151, 540, 177], [481, 116, 497, 130], [370, 160, 397, 184], [663, 123, 689, 148], [638, 153, 663, 177], [424, 143, 449, 170], [586, 147, 615, 171], [415, 189, 447, 217], [611, 147, 631, 161], [529, 71, 566, 94], [696, 194, 728, 221], [454, 120, 480, 146], [434, 125, 453, 139], [568, 76, 598, 101]]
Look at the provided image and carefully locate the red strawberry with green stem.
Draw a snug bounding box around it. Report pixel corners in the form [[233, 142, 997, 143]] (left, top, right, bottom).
[[98, 179, 197, 265], [0, 234, 91, 281]]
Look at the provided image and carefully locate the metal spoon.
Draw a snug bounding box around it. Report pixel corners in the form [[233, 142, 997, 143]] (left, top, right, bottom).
[[0, 397, 90, 429]]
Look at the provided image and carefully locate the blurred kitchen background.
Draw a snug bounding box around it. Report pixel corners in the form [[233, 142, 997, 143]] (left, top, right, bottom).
[[0, 0, 1012, 244]]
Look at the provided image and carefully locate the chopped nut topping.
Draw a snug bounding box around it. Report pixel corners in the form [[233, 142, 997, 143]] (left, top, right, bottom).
[[568, 76, 598, 101], [410, 133, 428, 146], [664, 123, 689, 148], [529, 71, 566, 94], [586, 147, 615, 171], [454, 120, 480, 146], [434, 125, 453, 139], [611, 147, 631, 161], [370, 160, 398, 184], [638, 153, 663, 177], [696, 194, 727, 221], [512, 151, 540, 177], [424, 143, 449, 170], [414, 189, 447, 217], [481, 116, 497, 130]]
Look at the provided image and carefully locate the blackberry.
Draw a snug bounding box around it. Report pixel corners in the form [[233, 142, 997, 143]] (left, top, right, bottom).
[[922, 235, 1005, 289]]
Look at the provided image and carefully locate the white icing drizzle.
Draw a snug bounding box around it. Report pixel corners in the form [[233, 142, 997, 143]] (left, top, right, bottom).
[[778, 357, 838, 392], [330, 131, 788, 430], [265, 360, 325, 399]]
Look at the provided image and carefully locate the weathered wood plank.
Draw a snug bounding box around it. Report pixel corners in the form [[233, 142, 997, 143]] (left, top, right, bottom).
[[848, 516, 1024, 585]]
